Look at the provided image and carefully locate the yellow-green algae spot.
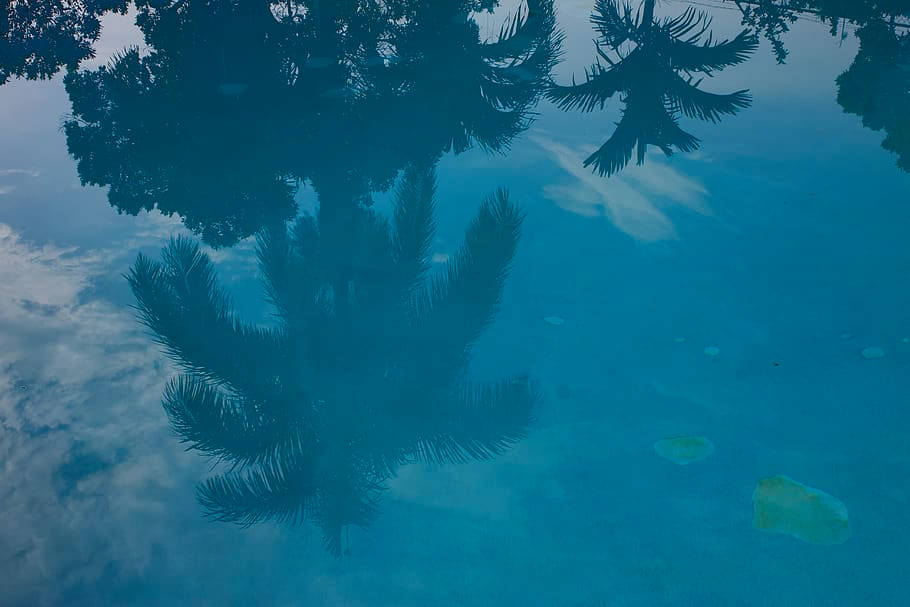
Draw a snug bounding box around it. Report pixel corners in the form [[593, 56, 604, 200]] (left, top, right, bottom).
[[653, 436, 715, 465], [752, 475, 851, 544]]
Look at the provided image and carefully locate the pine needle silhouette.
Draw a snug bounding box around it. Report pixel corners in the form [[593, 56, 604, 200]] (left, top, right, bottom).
[[546, 0, 757, 175], [128, 166, 536, 556]]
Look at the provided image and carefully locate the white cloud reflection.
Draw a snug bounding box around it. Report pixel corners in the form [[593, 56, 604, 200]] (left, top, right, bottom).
[[536, 136, 710, 242], [0, 223, 202, 606], [0, 168, 41, 177]]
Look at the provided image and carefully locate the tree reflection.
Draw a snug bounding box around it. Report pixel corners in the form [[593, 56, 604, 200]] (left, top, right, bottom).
[[836, 21, 909, 172], [63, 1, 301, 246], [385, 0, 562, 157], [0, 0, 127, 85], [735, 0, 910, 62], [547, 0, 757, 176], [62, 0, 561, 246], [733, 0, 910, 172], [127, 166, 536, 556]]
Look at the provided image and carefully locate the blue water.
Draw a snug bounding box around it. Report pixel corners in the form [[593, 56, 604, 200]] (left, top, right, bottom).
[[1, 1, 909, 605]]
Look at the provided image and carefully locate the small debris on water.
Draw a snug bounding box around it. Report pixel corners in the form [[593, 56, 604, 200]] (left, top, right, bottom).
[[654, 436, 714, 465], [861, 346, 885, 360], [753, 475, 851, 544], [217, 82, 248, 97]]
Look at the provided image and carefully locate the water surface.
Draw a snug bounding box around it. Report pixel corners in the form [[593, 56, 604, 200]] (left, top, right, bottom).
[[1, 1, 909, 605]]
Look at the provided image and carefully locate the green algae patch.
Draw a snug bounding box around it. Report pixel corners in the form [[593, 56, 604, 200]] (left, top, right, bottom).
[[653, 436, 715, 465], [752, 475, 851, 544]]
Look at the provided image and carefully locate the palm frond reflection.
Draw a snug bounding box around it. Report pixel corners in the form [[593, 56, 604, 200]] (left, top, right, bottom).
[[129, 166, 536, 556]]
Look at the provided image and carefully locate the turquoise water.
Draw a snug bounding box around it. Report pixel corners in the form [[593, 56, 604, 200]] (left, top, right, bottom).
[[1, 1, 909, 605]]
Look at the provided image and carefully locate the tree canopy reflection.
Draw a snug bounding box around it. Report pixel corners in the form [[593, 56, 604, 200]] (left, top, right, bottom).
[[62, 0, 561, 246], [128, 165, 535, 556], [0, 0, 127, 84], [730, 0, 910, 171]]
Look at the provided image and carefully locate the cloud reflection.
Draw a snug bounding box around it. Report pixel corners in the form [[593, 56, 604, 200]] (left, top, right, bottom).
[[0, 222, 197, 606], [536, 135, 709, 241]]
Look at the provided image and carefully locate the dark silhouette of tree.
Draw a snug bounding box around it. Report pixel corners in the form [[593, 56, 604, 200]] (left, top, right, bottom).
[[836, 20, 910, 171], [381, 0, 563, 158], [63, 1, 303, 247], [736, 0, 799, 63], [732, 0, 910, 63], [546, 0, 757, 176], [0, 0, 127, 85], [728, 0, 910, 171], [62, 0, 560, 246], [127, 166, 536, 556], [298, 0, 562, 232]]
